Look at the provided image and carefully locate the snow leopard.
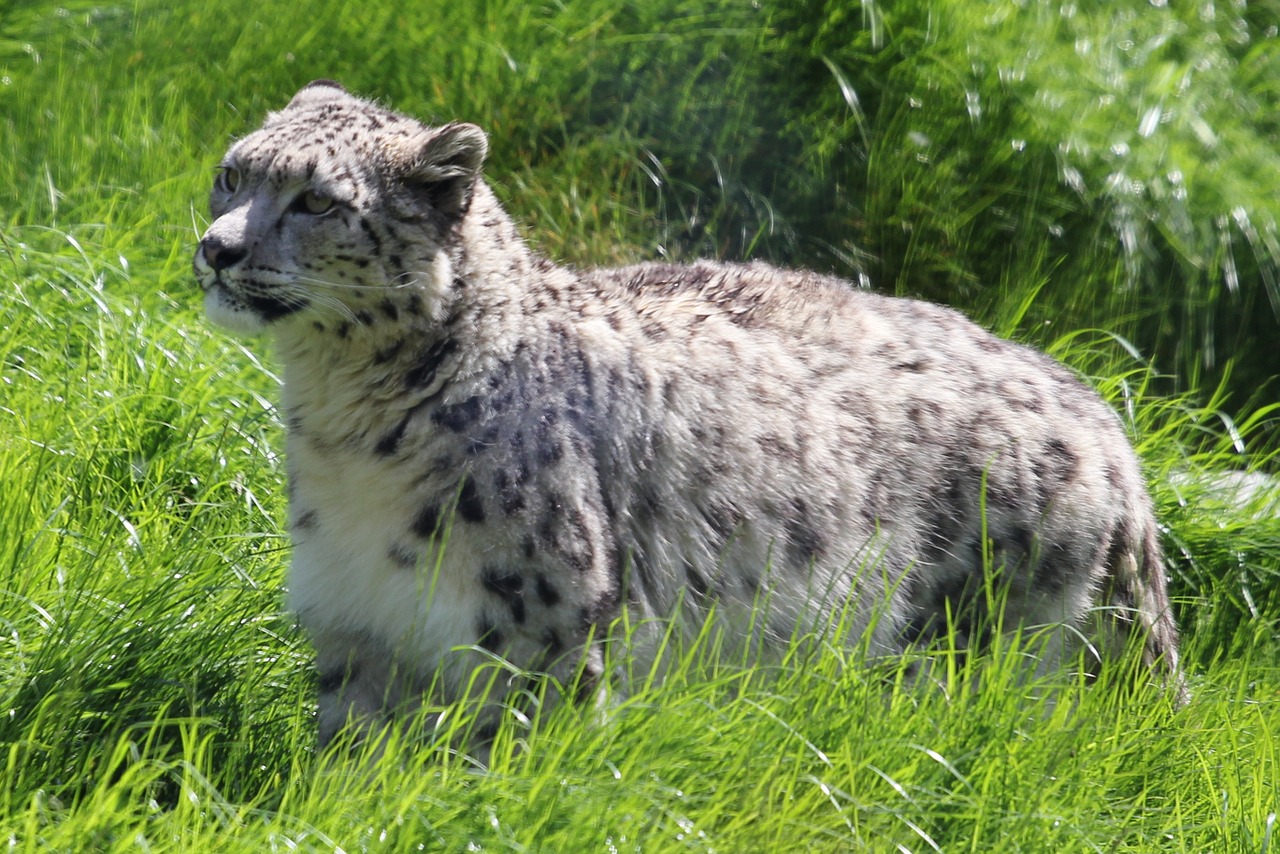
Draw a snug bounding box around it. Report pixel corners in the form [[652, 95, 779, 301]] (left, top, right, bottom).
[[194, 80, 1185, 750]]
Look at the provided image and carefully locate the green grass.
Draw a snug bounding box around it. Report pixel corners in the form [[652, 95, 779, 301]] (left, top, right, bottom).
[[2, 0, 1279, 849]]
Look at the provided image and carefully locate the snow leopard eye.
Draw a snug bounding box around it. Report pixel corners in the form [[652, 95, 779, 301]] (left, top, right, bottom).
[[294, 189, 335, 216], [215, 166, 240, 194]]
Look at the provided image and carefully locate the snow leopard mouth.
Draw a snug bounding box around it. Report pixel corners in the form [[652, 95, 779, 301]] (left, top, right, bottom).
[[239, 285, 309, 323], [202, 276, 310, 331]]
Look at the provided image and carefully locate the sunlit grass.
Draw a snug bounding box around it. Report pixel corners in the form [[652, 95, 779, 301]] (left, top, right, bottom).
[[1, 0, 1278, 850]]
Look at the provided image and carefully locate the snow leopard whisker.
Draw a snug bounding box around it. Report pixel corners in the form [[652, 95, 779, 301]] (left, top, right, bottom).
[[265, 283, 361, 324], [303, 291, 362, 324], [292, 272, 421, 293], [290, 274, 376, 292]]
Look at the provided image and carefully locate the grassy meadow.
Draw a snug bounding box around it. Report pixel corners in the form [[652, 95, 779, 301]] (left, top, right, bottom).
[[2, 0, 1279, 849]]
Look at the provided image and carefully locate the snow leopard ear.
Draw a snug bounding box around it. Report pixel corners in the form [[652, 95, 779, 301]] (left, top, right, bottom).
[[286, 79, 349, 109], [406, 123, 489, 218]]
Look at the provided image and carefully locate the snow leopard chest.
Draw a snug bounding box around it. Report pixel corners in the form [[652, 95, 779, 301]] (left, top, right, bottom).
[[283, 431, 494, 655]]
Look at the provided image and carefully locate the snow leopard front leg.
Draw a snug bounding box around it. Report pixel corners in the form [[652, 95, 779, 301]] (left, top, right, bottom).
[[306, 491, 621, 755], [308, 594, 604, 755], [311, 620, 492, 756], [457, 476, 622, 734], [313, 626, 404, 750]]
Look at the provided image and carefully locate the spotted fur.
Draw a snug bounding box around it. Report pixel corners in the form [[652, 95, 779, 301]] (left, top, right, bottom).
[[195, 81, 1184, 749]]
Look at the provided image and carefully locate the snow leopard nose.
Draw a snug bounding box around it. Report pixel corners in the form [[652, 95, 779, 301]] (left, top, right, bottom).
[[200, 234, 248, 272]]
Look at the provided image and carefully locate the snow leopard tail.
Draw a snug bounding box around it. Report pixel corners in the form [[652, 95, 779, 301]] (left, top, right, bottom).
[[1105, 514, 1189, 706]]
